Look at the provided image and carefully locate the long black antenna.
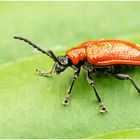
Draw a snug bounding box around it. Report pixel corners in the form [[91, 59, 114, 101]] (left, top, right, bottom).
[[13, 36, 61, 64]]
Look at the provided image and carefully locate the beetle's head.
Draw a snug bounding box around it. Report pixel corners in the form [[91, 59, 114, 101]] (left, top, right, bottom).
[[54, 55, 71, 74]]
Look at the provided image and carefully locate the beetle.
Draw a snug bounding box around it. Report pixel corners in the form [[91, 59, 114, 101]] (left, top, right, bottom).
[[14, 36, 140, 113]]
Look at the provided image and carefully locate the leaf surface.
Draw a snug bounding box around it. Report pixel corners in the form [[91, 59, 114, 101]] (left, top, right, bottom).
[[0, 54, 140, 138]]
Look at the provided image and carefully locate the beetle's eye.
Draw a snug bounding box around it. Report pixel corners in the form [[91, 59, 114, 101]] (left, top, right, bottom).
[[61, 59, 68, 65]]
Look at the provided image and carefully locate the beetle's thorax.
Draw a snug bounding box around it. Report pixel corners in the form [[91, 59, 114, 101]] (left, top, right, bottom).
[[66, 47, 86, 65], [66, 41, 95, 65]]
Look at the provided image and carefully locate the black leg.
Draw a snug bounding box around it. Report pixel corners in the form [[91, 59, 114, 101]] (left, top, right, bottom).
[[63, 68, 80, 105], [36, 63, 56, 77], [87, 71, 107, 113], [109, 73, 140, 94]]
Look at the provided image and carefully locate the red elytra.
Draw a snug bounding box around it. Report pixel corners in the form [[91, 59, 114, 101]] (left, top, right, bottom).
[[66, 40, 140, 66]]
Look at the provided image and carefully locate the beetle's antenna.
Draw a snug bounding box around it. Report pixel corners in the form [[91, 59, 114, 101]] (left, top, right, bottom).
[[13, 36, 61, 64]]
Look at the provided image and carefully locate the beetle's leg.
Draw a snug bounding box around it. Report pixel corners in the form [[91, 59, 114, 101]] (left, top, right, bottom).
[[63, 68, 80, 105], [36, 63, 56, 77], [87, 71, 107, 113], [36, 69, 53, 77], [109, 73, 140, 94]]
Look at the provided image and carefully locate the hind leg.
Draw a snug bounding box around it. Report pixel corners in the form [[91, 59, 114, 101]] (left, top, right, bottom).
[[108, 72, 140, 94]]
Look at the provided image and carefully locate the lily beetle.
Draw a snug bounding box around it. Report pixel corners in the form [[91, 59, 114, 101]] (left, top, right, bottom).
[[14, 36, 140, 113]]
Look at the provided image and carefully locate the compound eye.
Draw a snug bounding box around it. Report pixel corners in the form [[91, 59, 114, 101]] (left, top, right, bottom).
[[61, 59, 68, 65]]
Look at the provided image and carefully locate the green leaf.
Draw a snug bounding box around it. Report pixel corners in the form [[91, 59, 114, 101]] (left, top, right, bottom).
[[94, 129, 140, 138], [0, 54, 140, 138], [1, 2, 140, 64]]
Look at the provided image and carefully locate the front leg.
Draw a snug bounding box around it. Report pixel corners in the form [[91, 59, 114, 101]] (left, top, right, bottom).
[[63, 68, 81, 105], [87, 71, 107, 113], [36, 63, 56, 77]]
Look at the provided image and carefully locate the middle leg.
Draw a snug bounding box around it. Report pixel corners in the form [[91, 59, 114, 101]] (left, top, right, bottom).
[[87, 71, 107, 113]]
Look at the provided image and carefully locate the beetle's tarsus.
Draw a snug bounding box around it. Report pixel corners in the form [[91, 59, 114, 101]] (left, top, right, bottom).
[[100, 107, 108, 113], [99, 102, 108, 113], [63, 96, 70, 106], [36, 69, 51, 77]]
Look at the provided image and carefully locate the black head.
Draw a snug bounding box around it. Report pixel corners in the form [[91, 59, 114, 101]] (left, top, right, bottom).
[[54, 55, 71, 74]]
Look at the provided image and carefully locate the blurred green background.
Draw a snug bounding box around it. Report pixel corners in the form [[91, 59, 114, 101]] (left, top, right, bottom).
[[1, 1, 140, 138], [1, 1, 140, 64]]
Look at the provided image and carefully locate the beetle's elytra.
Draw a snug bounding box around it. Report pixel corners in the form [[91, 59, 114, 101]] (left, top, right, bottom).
[[14, 36, 140, 113]]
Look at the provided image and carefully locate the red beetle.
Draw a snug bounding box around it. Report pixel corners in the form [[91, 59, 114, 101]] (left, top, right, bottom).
[[14, 36, 140, 113]]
